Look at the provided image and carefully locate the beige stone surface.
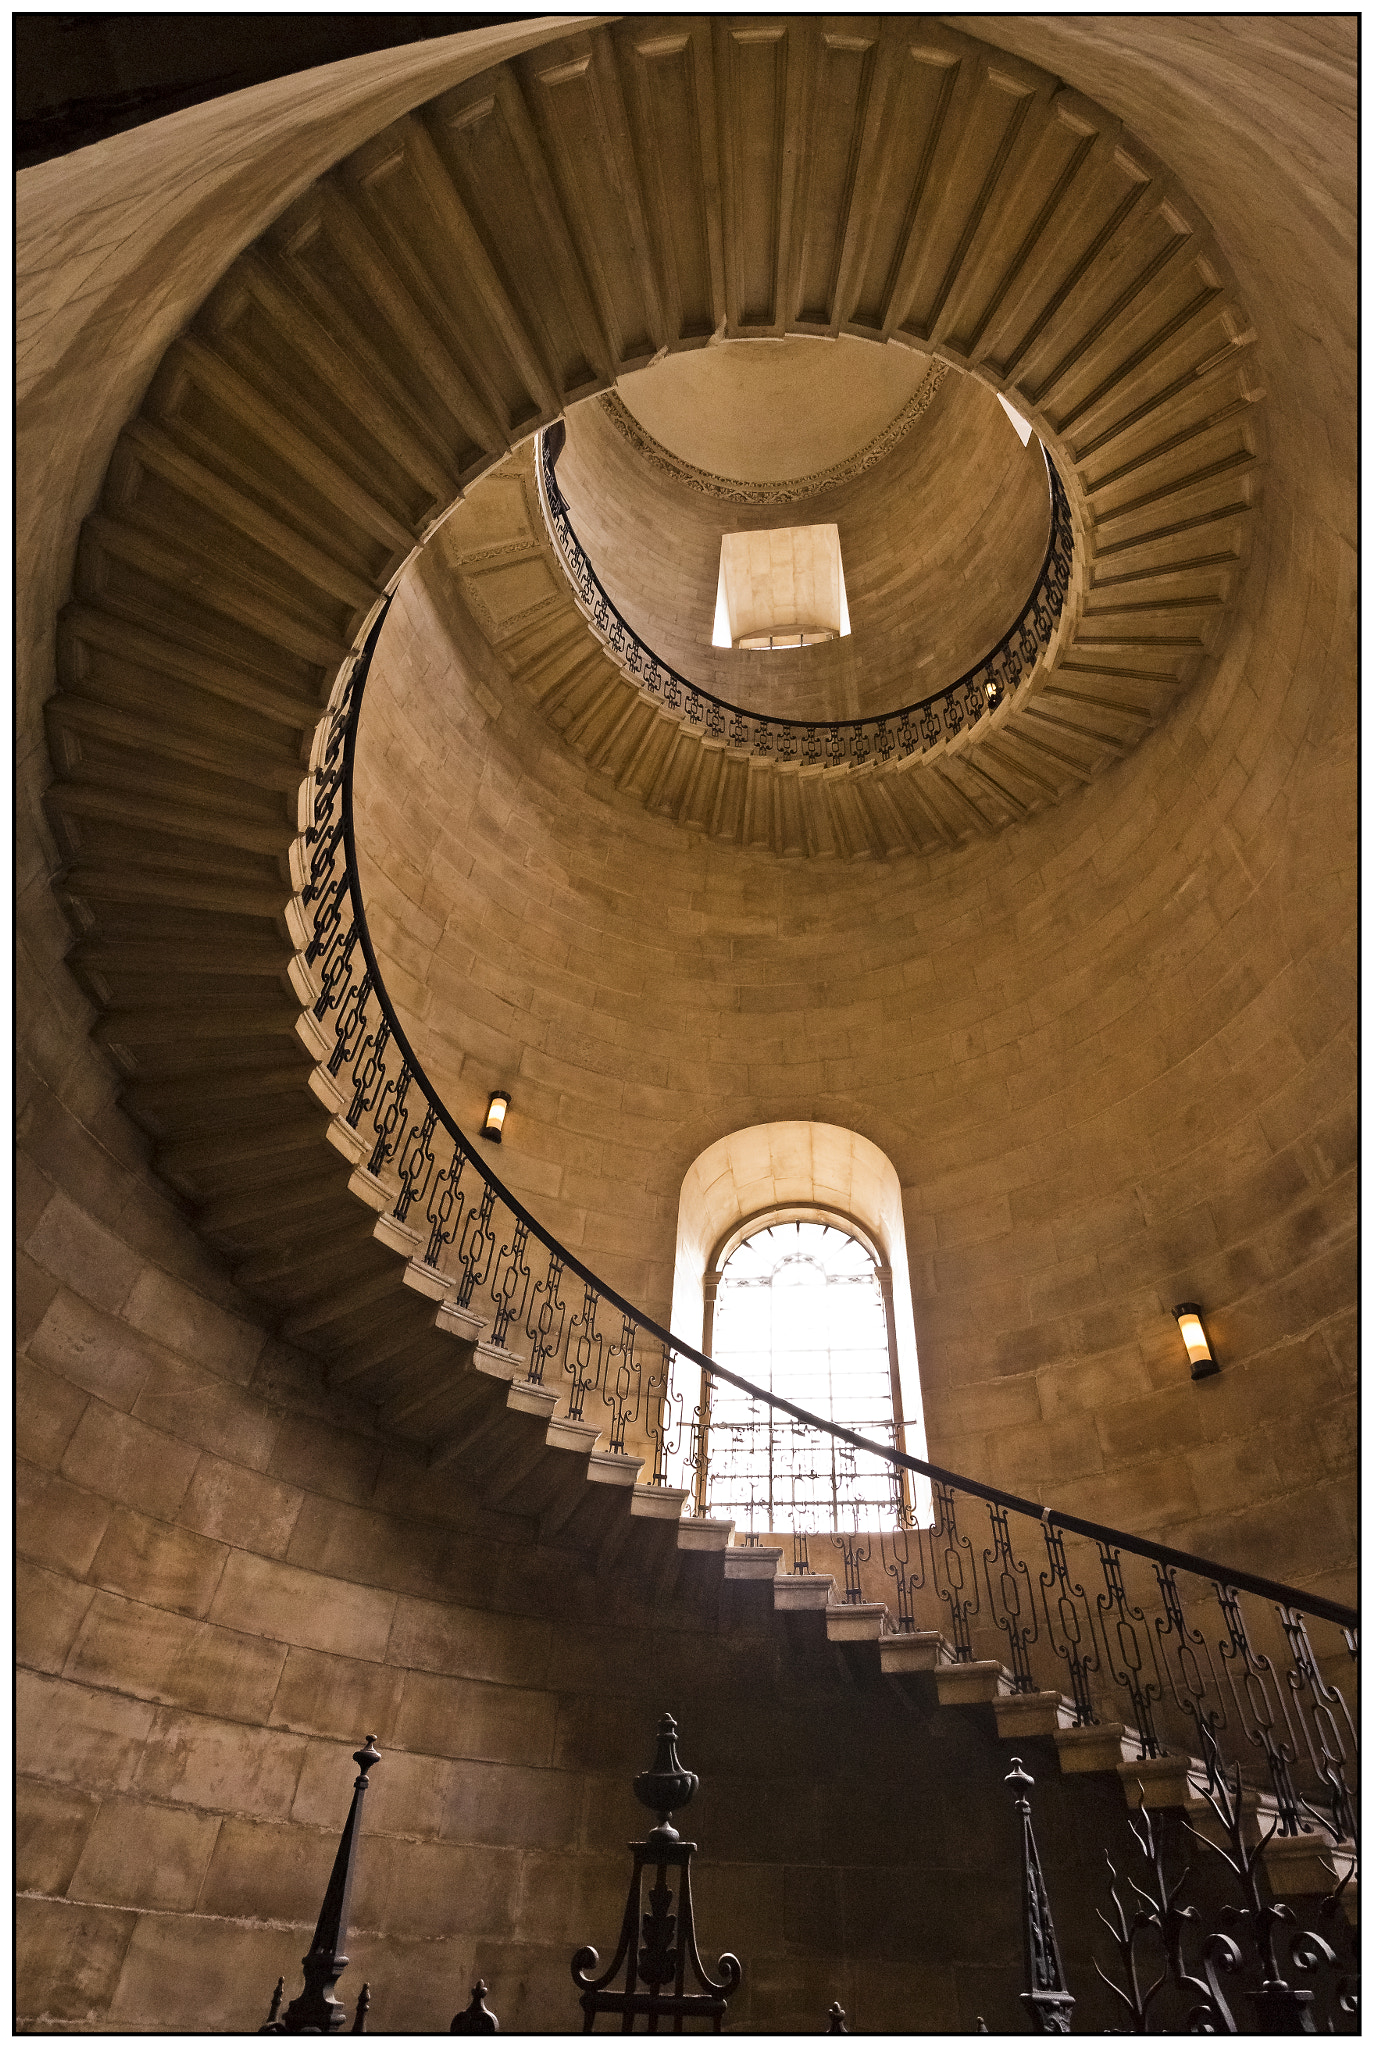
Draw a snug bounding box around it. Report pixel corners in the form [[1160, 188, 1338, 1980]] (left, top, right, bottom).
[[618, 335, 932, 484], [13, 11, 1355, 2035]]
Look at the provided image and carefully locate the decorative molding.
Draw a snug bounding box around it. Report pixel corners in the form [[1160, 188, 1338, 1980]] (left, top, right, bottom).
[[596, 362, 949, 504]]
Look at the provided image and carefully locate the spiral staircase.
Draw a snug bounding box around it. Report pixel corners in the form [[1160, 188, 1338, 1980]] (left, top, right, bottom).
[[27, 17, 1352, 2030]]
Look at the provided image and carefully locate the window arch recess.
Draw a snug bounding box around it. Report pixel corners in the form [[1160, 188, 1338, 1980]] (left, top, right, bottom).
[[667, 1122, 932, 1533]]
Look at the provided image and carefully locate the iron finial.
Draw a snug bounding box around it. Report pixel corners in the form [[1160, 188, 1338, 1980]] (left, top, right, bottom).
[[573, 1716, 739, 2031], [260, 1976, 285, 2032], [273, 1736, 382, 2034], [350, 1983, 370, 2033], [827, 1999, 849, 2032], [451, 1980, 499, 2033], [633, 1712, 699, 1835]]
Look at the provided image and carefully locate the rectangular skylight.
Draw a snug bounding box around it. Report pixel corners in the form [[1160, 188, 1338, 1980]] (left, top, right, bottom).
[[713, 524, 851, 650]]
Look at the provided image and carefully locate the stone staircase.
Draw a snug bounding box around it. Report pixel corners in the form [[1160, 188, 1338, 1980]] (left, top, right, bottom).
[[718, 1546, 1357, 1920], [42, 16, 1268, 1462], [35, 14, 1352, 1931]]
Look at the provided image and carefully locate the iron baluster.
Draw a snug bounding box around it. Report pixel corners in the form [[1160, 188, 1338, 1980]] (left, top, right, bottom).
[[455, 1182, 498, 1312], [1152, 1560, 1226, 1757], [313, 919, 359, 1021], [329, 972, 373, 1080], [1005, 1759, 1075, 2033], [600, 1313, 642, 1456], [306, 810, 345, 903], [394, 1103, 437, 1226], [306, 864, 349, 966], [1038, 1518, 1100, 1726], [931, 1482, 980, 1662], [982, 1502, 1039, 1693], [489, 1219, 531, 1351], [566, 1281, 603, 1423], [366, 1055, 412, 1177], [1278, 1606, 1359, 1844], [1094, 1542, 1166, 1758], [835, 1521, 872, 1606], [689, 1371, 712, 1517], [423, 1144, 467, 1270], [1214, 1582, 1305, 1834], [880, 1515, 928, 1634], [346, 1016, 390, 1131], [525, 1253, 568, 1387], [644, 1344, 679, 1488]]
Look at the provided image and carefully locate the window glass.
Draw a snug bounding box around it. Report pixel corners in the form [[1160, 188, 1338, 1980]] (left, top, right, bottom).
[[703, 1220, 902, 1532]]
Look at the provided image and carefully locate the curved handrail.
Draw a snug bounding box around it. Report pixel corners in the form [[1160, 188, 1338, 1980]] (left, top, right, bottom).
[[536, 421, 1075, 771], [335, 597, 1356, 1634]]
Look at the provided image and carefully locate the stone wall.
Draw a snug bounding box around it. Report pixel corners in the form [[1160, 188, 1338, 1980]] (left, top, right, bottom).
[[355, 392, 1355, 1601], [19, 1064, 1160, 2032], [16, 15, 1356, 2030]]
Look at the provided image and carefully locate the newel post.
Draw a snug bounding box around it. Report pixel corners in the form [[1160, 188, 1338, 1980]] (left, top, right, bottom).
[[262, 1736, 381, 2034], [1006, 1758, 1075, 2034], [572, 1713, 741, 2032]]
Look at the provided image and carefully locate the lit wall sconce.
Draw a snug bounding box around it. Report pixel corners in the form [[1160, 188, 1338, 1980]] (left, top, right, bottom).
[[1173, 1302, 1218, 1381], [482, 1090, 511, 1143]]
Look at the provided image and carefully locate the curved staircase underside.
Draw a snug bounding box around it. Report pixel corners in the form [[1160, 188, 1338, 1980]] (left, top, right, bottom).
[[44, 19, 1270, 1516]]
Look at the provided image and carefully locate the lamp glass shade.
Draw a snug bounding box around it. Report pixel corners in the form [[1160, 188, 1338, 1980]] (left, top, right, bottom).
[[483, 1091, 510, 1142], [1173, 1304, 1215, 1376]]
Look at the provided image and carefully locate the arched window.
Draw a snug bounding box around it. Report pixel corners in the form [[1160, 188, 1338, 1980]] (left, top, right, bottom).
[[696, 1210, 912, 1533]]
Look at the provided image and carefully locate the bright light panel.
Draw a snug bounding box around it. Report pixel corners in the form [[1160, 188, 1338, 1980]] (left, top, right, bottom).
[[998, 392, 1034, 446]]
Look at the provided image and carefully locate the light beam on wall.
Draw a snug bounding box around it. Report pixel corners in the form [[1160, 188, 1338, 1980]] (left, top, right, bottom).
[[998, 392, 1034, 446]]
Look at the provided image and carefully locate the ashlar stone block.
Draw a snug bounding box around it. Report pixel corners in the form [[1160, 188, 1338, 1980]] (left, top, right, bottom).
[[68, 1793, 222, 1911]]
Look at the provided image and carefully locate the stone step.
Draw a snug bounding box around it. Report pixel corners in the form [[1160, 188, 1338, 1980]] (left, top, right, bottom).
[[772, 1574, 837, 1612], [825, 1603, 889, 1644], [934, 1660, 1016, 1708], [722, 1545, 784, 1581]]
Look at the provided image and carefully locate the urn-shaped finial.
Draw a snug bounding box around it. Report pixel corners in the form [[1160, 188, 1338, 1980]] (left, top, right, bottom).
[[633, 1714, 699, 1833]]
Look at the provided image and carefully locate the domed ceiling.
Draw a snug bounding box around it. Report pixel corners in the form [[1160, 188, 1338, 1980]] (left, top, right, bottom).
[[615, 334, 936, 488]]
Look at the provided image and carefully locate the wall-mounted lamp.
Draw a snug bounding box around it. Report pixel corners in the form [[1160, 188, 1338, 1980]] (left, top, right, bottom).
[[1173, 1303, 1218, 1381], [482, 1090, 511, 1143]]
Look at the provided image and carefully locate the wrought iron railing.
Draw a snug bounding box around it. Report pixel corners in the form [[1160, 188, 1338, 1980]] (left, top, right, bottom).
[[535, 419, 1075, 769], [293, 592, 1357, 1854]]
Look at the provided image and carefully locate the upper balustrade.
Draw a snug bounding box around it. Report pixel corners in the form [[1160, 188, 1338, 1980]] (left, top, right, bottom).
[[536, 420, 1075, 776]]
